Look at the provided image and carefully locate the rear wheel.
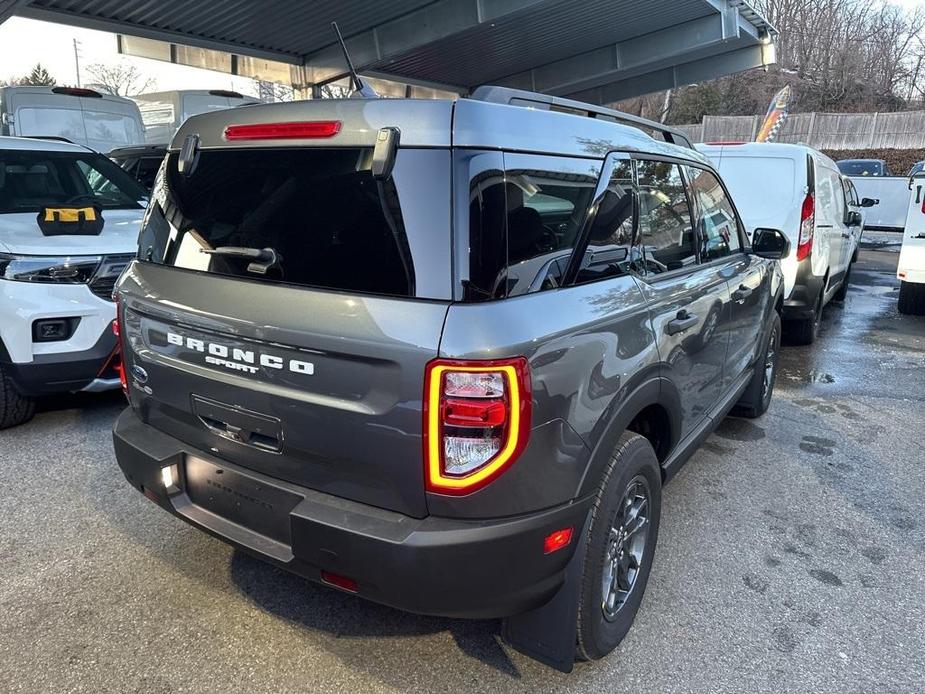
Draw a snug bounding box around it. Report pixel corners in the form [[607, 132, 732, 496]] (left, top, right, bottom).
[[789, 286, 823, 345], [576, 432, 661, 661], [0, 364, 36, 429], [733, 312, 781, 418], [898, 281, 925, 315]]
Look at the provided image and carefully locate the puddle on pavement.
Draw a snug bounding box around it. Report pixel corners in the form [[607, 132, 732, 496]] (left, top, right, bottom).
[[781, 369, 836, 386]]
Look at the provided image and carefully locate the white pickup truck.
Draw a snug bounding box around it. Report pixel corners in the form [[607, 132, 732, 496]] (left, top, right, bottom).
[[899, 175, 925, 314]]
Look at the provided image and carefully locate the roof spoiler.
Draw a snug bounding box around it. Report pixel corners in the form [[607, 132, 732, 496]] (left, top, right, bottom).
[[470, 86, 694, 149]]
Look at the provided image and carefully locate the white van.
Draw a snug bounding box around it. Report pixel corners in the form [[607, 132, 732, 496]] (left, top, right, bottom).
[[0, 86, 145, 153], [132, 90, 261, 144], [697, 142, 869, 344], [898, 174, 925, 314], [0, 136, 147, 428]]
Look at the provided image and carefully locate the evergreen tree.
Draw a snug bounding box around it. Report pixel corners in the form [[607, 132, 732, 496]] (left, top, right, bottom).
[[21, 63, 55, 87]]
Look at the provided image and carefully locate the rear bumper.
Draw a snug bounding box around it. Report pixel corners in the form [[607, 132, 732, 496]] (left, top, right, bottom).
[[782, 259, 825, 321], [112, 408, 591, 619]]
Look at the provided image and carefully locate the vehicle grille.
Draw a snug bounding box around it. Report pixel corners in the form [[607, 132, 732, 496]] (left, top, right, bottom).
[[89, 254, 135, 302]]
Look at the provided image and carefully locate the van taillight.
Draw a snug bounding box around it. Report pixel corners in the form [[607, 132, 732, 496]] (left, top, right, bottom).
[[424, 358, 531, 495], [797, 193, 815, 261], [223, 121, 342, 141]]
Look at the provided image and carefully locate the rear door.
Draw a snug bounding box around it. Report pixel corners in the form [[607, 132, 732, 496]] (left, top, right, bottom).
[[119, 145, 453, 518], [632, 158, 731, 438]]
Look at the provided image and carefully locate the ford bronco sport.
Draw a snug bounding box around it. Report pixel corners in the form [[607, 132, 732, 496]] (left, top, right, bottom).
[[111, 87, 789, 671]]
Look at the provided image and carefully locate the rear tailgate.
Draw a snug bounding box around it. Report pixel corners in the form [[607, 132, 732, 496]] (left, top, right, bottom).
[[119, 265, 446, 518], [117, 101, 454, 518]]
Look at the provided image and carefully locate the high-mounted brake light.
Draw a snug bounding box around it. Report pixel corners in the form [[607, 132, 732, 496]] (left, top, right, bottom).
[[424, 358, 531, 495], [223, 120, 342, 141], [51, 86, 102, 98], [797, 192, 815, 261]]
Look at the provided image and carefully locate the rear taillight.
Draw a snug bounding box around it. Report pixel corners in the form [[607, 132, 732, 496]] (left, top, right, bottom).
[[424, 358, 531, 495], [113, 298, 128, 397], [797, 193, 815, 261], [223, 120, 342, 141]]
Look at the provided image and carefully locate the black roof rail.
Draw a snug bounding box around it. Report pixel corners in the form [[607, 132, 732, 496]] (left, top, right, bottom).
[[470, 85, 694, 150]]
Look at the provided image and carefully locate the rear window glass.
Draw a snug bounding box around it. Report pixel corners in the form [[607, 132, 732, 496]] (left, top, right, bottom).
[[715, 156, 796, 229], [0, 149, 146, 214], [140, 148, 437, 298]]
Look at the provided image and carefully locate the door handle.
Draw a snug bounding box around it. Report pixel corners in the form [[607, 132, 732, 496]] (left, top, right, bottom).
[[841, 232, 851, 238], [732, 285, 753, 303], [666, 310, 699, 335]]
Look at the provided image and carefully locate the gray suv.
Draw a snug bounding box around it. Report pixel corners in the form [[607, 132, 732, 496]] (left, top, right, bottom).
[[111, 87, 789, 672]]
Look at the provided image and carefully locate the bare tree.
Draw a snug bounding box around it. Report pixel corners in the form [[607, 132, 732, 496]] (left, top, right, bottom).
[[85, 62, 156, 96]]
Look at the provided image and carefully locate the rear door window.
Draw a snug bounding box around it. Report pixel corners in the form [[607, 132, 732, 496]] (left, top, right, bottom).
[[141, 147, 451, 299], [636, 160, 697, 274], [685, 166, 742, 261]]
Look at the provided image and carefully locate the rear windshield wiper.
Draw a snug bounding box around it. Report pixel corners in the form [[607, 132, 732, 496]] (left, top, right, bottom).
[[200, 246, 282, 275]]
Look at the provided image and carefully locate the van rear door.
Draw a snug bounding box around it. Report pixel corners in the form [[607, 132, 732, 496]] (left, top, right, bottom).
[[118, 142, 452, 518]]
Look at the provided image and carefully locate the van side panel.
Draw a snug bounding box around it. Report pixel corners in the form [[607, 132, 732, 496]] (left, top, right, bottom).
[[430, 278, 659, 519]]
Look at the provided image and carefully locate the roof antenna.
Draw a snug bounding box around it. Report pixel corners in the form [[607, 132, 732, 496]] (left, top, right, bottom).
[[331, 21, 378, 99]]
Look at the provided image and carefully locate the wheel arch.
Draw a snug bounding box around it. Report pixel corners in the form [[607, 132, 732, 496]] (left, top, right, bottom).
[[575, 376, 681, 498]]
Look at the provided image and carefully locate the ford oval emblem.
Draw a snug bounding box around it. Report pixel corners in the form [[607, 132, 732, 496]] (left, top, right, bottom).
[[131, 365, 148, 384]]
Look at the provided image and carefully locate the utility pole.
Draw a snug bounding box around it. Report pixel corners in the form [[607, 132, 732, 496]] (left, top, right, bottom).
[[73, 39, 81, 87]]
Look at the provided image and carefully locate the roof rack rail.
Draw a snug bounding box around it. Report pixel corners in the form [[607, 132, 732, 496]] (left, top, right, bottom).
[[469, 85, 694, 149], [21, 135, 76, 145]]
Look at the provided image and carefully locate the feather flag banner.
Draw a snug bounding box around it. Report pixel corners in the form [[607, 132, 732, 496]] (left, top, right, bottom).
[[756, 85, 793, 143]]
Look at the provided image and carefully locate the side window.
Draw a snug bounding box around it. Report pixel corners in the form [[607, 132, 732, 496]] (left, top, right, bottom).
[[575, 160, 636, 285], [685, 166, 742, 261], [466, 153, 601, 300], [636, 160, 697, 273], [829, 171, 846, 222]]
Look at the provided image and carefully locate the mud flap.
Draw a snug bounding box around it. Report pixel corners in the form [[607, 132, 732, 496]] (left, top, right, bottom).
[[501, 509, 591, 673]]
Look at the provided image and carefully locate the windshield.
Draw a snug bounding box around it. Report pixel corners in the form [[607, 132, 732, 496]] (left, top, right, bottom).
[[837, 160, 885, 177], [0, 149, 147, 214]]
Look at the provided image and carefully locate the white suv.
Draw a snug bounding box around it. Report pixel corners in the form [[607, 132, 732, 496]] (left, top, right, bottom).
[[697, 142, 864, 344], [899, 173, 925, 314], [0, 136, 147, 427]]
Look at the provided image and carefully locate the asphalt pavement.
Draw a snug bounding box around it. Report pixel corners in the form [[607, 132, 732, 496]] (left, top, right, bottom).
[[1, 239, 922, 693]]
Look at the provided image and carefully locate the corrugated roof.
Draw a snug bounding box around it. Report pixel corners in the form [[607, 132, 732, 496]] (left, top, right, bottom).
[[7, 0, 777, 101]]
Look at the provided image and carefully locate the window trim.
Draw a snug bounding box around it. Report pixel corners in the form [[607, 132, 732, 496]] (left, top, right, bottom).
[[682, 163, 748, 263]]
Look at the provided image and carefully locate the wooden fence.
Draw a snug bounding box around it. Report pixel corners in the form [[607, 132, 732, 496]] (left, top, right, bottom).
[[676, 110, 925, 149]]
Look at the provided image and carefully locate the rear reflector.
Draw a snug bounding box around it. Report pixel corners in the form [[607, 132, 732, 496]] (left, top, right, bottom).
[[223, 121, 342, 141], [321, 571, 358, 593], [543, 527, 574, 554]]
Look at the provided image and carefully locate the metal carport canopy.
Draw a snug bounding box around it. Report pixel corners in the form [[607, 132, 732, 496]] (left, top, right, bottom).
[[1, 0, 777, 102]]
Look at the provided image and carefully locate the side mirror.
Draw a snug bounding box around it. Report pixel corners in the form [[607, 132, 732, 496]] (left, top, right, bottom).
[[847, 210, 863, 226], [860, 197, 878, 207], [752, 228, 791, 260]]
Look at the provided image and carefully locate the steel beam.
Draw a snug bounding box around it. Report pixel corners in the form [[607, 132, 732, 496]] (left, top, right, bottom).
[[494, 10, 772, 98], [301, 0, 549, 86], [0, 0, 30, 26]]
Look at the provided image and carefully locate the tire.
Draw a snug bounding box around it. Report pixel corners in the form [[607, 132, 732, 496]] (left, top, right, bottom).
[[833, 264, 851, 302], [0, 364, 36, 429], [898, 281, 925, 315], [576, 432, 662, 661], [789, 285, 823, 345], [733, 312, 781, 418]]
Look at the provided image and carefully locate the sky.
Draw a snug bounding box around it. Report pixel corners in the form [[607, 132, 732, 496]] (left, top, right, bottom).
[[0, 17, 262, 96]]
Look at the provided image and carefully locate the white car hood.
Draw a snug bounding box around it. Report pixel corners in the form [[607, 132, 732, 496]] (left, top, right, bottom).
[[0, 209, 143, 256]]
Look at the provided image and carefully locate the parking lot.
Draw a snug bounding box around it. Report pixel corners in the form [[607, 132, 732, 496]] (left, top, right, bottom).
[[1, 236, 922, 694]]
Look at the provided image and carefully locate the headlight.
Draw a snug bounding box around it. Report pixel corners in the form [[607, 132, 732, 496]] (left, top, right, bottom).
[[0, 254, 102, 283]]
